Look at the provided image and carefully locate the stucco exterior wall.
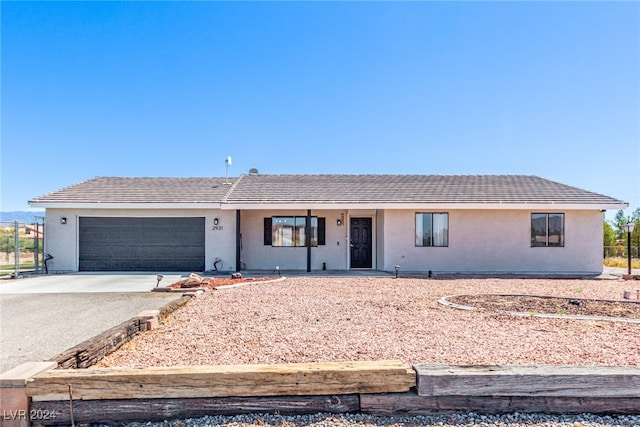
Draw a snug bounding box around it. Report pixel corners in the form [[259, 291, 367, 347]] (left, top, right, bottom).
[[43, 207, 605, 274], [240, 209, 349, 270], [207, 210, 239, 272], [376, 210, 385, 270], [380, 209, 604, 274], [43, 208, 234, 273]]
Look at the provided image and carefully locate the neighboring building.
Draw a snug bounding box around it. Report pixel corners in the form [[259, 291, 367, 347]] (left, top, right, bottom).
[[22, 224, 44, 239], [28, 174, 626, 275]]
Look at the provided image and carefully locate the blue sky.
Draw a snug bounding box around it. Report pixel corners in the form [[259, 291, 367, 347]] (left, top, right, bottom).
[[1, 1, 638, 220]]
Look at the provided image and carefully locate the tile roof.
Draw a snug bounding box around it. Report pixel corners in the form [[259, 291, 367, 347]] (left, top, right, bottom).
[[225, 174, 625, 205], [29, 174, 625, 206], [29, 177, 234, 204]]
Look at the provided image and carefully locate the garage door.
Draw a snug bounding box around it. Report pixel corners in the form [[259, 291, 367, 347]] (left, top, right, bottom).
[[79, 217, 205, 271]]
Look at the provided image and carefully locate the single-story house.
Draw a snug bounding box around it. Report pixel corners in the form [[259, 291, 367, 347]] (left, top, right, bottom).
[[28, 174, 627, 275]]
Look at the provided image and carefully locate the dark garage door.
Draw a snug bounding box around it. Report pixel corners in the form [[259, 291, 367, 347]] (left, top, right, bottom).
[[79, 217, 205, 271]]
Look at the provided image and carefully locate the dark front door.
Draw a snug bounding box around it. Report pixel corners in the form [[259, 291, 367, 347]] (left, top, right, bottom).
[[350, 217, 372, 268]]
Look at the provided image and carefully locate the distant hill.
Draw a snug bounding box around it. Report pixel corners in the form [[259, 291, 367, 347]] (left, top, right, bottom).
[[1, 211, 45, 224]]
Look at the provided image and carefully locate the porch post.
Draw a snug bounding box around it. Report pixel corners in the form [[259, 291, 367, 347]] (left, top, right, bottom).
[[306, 209, 311, 272], [236, 210, 241, 272]]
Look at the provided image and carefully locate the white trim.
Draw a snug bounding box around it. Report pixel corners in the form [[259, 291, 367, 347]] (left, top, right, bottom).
[[221, 202, 626, 211], [29, 202, 224, 209], [30, 201, 627, 211]]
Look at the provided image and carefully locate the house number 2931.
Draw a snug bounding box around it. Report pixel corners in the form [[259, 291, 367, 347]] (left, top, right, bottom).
[[212, 226, 224, 231]]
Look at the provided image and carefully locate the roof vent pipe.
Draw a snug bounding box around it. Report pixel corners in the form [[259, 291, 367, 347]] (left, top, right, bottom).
[[249, 168, 259, 175]]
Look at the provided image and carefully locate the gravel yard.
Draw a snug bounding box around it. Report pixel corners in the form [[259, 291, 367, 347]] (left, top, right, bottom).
[[97, 276, 640, 368], [106, 412, 640, 427]]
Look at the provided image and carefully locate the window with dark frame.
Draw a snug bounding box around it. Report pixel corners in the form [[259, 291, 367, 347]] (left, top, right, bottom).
[[264, 217, 325, 247], [415, 213, 448, 247], [531, 213, 564, 247]]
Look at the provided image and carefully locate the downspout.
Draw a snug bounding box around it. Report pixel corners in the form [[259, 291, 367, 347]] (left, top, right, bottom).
[[235, 210, 241, 272], [306, 209, 311, 272]]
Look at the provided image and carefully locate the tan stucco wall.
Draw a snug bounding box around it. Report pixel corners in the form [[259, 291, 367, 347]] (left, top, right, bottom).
[[376, 210, 385, 270], [44, 207, 605, 274], [381, 209, 604, 274], [44, 208, 235, 273], [239, 210, 349, 270]]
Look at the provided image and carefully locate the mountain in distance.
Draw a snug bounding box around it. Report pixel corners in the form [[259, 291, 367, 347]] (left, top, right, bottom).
[[1, 211, 46, 223]]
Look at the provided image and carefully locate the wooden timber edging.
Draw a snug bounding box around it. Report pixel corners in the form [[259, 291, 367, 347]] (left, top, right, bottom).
[[157, 294, 192, 321], [27, 360, 416, 401], [49, 294, 193, 369], [29, 394, 361, 424], [50, 317, 148, 369], [359, 392, 640, 416], [21, 363, 640, 425], [413, 364, 640, 398]]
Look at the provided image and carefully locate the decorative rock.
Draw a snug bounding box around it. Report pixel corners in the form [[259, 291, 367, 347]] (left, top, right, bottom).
[[182, 273, 207, 288]]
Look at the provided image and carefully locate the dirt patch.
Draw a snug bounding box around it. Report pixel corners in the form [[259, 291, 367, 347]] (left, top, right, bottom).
[[447, 294, 640, 318]]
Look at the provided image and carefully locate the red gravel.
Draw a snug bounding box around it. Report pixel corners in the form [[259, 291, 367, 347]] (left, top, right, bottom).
[[96, 277, 640, 368], [170, 276, 278, 289]]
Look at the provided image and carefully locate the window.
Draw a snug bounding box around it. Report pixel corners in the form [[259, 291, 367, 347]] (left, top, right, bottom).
[[531, 213, 564, 247], [273, 217, 297, 246], [264, 217, 325, 247], [416, 213, 448, 247]]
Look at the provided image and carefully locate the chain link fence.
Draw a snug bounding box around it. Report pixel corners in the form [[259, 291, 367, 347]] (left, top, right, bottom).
[[604, 246, 639, 259], [0, 220, 46, 277]]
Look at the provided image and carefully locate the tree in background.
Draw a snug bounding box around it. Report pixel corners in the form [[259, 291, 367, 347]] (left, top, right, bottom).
[[609, 208, 640, 253], [631, 208, 640, 255], [613, 210, 628, 240], [603, 220, 616, 247], [1, 228, 13, 263], [0, 226, 39, 255]]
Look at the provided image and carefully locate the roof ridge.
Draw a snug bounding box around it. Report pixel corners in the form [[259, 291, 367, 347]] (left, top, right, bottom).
[[240, 173, 539, 177], [221, 174, 244, 202], [91, 176, 229, 180]]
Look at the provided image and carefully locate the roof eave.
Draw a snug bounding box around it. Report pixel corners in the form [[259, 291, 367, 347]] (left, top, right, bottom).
[[220, 201, 628, 211], [28, 202, 225, 209]]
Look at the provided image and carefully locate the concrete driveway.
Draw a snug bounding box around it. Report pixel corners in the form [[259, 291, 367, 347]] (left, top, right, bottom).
[[0, 273, 188, 373], [0, 272, 186, 294]]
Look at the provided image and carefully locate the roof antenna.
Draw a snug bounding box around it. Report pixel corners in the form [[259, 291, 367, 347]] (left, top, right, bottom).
[[224, 156, 232, 185]]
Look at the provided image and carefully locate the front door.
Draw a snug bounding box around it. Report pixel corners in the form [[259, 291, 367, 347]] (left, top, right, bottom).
[[350, 217, 372, 268]]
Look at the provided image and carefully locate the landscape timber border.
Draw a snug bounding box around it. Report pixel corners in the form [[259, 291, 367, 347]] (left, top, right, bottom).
[[0, 362, 637, 426], [50, 294, 193, 369]]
